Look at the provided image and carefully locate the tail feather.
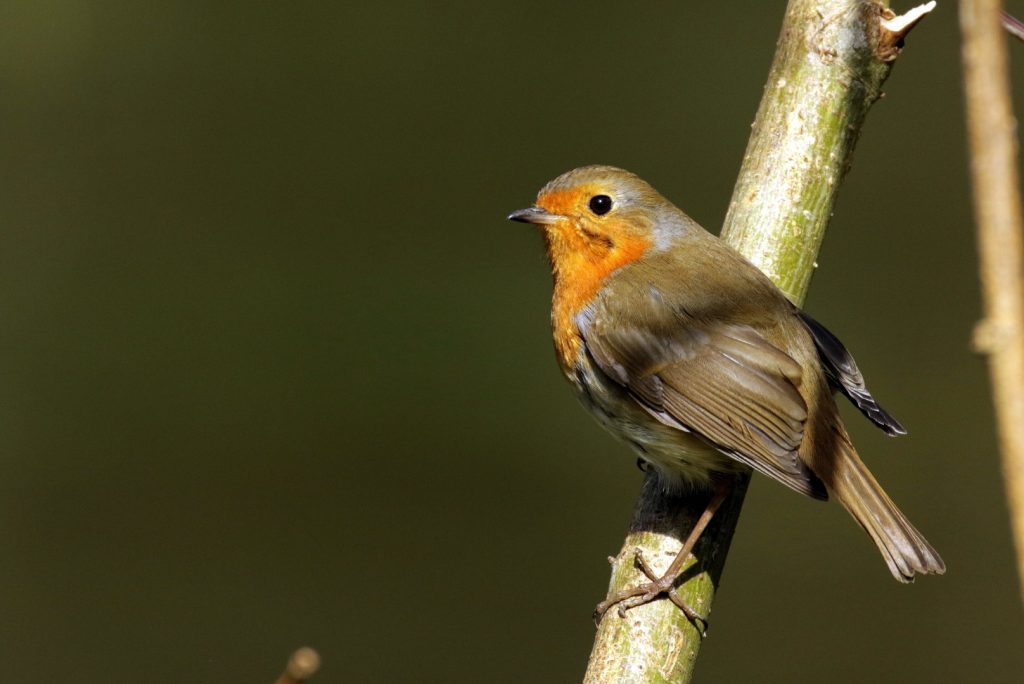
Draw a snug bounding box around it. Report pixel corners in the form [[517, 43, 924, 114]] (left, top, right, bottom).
[[833, 443, 945, 582]]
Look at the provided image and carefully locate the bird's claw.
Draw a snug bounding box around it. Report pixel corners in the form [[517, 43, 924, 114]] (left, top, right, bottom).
[[593, 549, 708, 636], [633, 549, 659, 579]]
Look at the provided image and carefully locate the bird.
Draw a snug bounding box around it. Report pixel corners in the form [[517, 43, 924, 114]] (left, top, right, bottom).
[[508, 165, 944, 620]]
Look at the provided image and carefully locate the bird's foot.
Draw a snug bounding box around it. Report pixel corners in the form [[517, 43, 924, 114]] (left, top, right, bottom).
[[593, 550, 708, 637]]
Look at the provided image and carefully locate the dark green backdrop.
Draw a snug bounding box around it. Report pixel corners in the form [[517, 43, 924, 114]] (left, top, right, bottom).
[[1, 2, 1022, 681]]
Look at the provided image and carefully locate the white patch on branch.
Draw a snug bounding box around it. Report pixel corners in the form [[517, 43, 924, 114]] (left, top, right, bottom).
[[881, 2, 937, 37]]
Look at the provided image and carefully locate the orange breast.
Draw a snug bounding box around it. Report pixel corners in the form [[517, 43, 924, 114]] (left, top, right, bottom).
[[548, 230, 652, 371]]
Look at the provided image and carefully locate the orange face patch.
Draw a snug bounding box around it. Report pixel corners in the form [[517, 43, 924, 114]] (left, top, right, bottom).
[[536, 187, 652, 371], [536, 185, 601, 218]]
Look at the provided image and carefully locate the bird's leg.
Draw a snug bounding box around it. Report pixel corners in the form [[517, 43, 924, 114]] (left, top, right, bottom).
[[594, 480, 732, 631]]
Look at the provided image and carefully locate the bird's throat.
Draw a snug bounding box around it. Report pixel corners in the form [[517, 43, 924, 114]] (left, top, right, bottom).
[[545, 231, 651, 371]]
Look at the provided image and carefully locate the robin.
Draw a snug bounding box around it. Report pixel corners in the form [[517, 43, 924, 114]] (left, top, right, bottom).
[[508, 165, 944, 620]]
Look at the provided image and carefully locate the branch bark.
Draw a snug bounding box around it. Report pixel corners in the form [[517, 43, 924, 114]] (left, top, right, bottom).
[[584, 1, 933, 681], [960, 0, 1024, 603]]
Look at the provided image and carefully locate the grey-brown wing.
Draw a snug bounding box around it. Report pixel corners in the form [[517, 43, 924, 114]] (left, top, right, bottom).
[[580, 306, 827, 500]]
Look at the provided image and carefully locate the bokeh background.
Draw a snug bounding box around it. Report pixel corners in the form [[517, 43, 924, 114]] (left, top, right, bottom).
[[1, 1, 1022, 681]]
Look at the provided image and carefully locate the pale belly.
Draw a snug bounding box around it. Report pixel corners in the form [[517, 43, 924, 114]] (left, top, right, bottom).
[[568, 356, 745, 491]]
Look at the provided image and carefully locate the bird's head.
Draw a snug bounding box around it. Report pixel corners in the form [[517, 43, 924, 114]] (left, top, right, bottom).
[[509, 165, 696, 368], [508, 165, 683, 284]]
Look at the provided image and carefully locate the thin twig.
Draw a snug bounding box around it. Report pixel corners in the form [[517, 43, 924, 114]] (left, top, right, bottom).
[[1001, 10, 1024, 42], [960, 0, 1024, 603], [273, 647, 321, 684]]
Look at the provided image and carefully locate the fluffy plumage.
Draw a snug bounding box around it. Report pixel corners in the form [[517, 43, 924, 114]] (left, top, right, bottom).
[[512, 165, 944, 584]]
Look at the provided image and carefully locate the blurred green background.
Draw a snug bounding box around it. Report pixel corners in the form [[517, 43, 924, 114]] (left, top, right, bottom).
[[1, 1, 1022, 681]]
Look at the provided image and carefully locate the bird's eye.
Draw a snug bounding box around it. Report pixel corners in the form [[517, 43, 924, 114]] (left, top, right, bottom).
[[588, 195, 613, 216]]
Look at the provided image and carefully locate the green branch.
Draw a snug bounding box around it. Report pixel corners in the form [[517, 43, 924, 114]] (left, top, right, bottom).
[[583, 2, 934, 681]]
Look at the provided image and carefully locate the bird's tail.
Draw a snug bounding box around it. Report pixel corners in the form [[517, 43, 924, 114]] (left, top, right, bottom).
[[832, 442, 946, 582]]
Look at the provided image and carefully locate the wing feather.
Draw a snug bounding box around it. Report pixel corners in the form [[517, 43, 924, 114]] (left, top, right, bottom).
[[582, 300, 827, 500], [797, 311, 906, 436]]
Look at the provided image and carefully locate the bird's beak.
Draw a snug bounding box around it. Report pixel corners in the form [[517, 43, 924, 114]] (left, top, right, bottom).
[[507, 206, 561, 226]]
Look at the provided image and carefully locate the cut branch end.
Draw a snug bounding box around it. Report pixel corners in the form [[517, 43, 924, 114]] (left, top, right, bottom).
[[878, 1, 938, 60]]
